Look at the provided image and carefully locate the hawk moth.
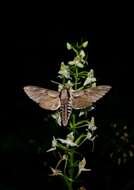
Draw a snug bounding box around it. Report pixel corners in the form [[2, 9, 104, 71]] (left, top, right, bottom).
[[23, 85, 111, 126]]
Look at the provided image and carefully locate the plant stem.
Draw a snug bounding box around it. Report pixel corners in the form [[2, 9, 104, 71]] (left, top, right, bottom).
[[66, 150, 74, 190], [62, 76, 66, 85], [66, 114, 77, 190], [67, 63, 79, 189], [74, 66, 78, 90], [68, 183, 73, 190]]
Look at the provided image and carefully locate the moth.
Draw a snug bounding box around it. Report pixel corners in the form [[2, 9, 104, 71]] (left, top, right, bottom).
[[23, 85, 111, 126]]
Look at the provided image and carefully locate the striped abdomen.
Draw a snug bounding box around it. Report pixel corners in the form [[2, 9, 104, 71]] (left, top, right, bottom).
[[60, 88, 72, 126]]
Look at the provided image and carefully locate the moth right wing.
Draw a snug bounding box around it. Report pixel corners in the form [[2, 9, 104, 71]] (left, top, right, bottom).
[[72, 85, 111, 109], [23, 86, 60, 110]]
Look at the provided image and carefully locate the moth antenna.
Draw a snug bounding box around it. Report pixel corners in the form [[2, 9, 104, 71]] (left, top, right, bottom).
[[50, 80, 62, 85]]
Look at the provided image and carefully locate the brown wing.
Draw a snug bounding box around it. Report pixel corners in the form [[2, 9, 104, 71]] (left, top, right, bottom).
[[72, 85, 111, 109], [23, 86, 60, 110]]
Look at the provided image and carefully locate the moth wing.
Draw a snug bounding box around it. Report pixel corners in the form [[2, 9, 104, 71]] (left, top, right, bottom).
[[72, 85, 111, 109], [24, 86, 60, 110]]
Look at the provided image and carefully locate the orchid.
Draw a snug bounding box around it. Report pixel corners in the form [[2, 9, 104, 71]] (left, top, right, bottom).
[[78, 157, 91, 176], [45, 40, 107, 190]]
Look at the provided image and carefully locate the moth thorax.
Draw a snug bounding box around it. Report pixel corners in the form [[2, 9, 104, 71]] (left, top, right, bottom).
[[60, 88, 69, 100]]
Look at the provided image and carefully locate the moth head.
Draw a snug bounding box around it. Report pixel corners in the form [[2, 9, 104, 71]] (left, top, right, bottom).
[[64, 81, 73, 89], [58, 83, 71, 92]]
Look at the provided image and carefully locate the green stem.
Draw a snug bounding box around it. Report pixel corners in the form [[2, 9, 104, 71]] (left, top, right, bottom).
[[68, 183, 73, 190], [66, 114, 76, 190], [62, 76, 66, 85], [72, 46, 78, 54], [66, 178, 73, 190], [74, 66, 78, 90], [68, 150, 74, 190]]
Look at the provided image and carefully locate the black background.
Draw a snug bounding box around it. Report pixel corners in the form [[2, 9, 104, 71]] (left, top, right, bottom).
[[1, 8, 134, 190]]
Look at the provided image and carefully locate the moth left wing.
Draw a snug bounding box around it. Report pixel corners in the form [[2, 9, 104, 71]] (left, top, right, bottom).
[[72, 85, 111, 109], [24, 86, 60, 110]]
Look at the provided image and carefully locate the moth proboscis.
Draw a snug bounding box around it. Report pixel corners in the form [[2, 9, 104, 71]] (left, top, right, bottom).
[[23, 85, 111, 126]]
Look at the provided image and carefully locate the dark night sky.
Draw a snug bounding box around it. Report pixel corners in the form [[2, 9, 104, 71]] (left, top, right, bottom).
[[2, 10, 134, 189], [15, 28, 133, 124], [14, 29, 133, 189]]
